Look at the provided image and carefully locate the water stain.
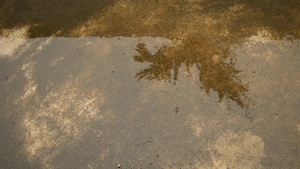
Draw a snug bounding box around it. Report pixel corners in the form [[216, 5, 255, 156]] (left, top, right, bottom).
[[1, 0, 299, 107], [72, 0, 298, 107], [1, 1, 300, 168], [134, 40, 249, 107]]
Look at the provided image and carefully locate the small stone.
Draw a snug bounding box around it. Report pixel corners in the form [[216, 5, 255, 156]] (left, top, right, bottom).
[[118, 164, 121, 168]]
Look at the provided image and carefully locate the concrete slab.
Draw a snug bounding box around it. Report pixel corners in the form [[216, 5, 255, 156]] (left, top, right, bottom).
[[1, 0, 300, 168]]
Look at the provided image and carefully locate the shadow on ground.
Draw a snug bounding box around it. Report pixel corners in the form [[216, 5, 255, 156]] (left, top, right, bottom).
[[0, 0, 114, 37]]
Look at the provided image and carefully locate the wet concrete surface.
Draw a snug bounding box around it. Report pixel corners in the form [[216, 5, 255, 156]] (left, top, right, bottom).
[[1, 0, 300, 169]]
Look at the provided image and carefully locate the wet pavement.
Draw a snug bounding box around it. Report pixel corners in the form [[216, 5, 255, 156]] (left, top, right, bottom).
[[0, 0, 300, 168]]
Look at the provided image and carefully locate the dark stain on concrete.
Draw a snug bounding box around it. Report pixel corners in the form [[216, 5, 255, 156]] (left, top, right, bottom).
[[1, 0, 300, 168]]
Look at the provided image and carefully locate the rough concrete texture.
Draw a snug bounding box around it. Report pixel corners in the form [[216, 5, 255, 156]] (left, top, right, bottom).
[[1, 0, 300, 169]]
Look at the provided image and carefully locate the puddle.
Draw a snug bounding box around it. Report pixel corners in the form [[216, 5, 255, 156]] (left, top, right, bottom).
[[1, 0, 300, 168]]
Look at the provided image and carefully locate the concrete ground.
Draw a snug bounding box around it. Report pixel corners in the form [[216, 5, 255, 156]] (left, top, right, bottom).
[[0, 0, 300, 168]]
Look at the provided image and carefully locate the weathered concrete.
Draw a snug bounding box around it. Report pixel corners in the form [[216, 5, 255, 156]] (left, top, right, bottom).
[[1, 0, 300, 168]]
